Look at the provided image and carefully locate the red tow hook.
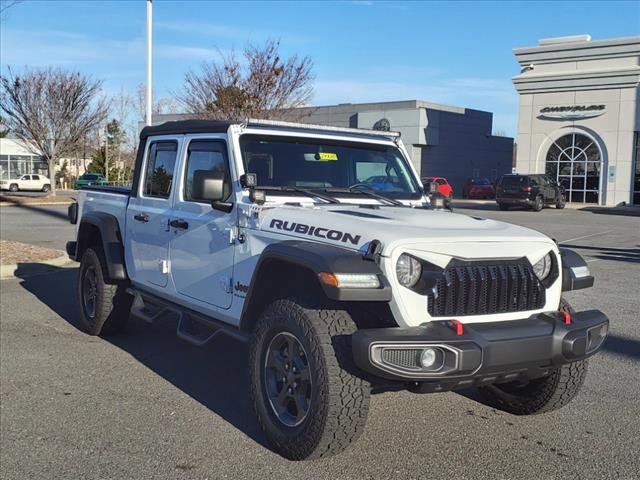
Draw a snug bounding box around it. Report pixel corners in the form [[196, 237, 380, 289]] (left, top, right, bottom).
[[450, 319, 464, 335], [562, 310, 572, 325]]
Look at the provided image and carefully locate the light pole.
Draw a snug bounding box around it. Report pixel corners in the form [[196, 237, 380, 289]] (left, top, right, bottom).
[[146, 0, 153, 126]]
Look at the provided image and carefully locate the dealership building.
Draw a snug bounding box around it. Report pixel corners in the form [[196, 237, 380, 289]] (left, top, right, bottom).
[[155, 100, 514, 193], [513, 35, 640, 205]]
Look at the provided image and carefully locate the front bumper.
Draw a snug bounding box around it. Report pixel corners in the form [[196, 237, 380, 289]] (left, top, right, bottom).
[[352, 310, 608, 389]]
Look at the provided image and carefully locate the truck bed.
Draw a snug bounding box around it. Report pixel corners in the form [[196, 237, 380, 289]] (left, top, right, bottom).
[[80, 185, 131, 195], [76, 187, 131, 237]]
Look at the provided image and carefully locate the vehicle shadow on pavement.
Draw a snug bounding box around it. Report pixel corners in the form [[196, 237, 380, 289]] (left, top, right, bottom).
[[0, 196, 70, 220], [579, 206, 640, 217], [560, 243, 640, 264], [16, 266, 271, 452]]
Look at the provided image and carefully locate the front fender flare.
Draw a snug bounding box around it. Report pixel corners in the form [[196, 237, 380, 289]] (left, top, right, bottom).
[[240, 240, 391, 328]]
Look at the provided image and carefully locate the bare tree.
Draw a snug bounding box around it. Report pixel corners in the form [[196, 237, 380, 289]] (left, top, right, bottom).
[[179, 39, 313, 121], [134, 83, 179, 121], [0, 67, 109, 195]]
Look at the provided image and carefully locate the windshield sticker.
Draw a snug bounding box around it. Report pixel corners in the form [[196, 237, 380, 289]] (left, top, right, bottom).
[[304, 152, 338, 162], [269, 218, 361, 245]]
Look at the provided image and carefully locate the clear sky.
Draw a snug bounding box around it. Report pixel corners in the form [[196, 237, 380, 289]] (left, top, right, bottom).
[[1, 0, 638, 136]]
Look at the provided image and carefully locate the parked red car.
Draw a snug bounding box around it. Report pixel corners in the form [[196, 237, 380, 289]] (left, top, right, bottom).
[[463, 178, 495, 199], [421, 176, 453, 198]]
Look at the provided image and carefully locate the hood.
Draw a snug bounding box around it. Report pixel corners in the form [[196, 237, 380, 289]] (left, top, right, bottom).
[[245, 203, 554, 255]]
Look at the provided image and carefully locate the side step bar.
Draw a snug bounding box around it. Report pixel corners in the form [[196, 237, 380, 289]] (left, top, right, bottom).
[[127, 287, 249, 346]]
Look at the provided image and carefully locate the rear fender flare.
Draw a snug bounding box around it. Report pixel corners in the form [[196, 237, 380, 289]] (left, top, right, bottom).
[[75, 211, 127, 282]]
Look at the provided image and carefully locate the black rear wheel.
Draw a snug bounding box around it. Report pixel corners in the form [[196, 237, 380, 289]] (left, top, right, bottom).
[[498, 203, 509, 211], [77, 246, 132, 336], [533, 195, 544, 212], [556, 193, 566, 209], [9, 183, 18, 192]]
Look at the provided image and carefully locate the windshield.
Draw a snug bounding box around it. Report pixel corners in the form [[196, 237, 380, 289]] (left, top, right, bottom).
[[81, 174, 99, 180], [239, 135, 421, 200]]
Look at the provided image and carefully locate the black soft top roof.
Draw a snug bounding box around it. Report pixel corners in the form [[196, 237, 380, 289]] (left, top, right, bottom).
[[139, 120, 239, 139]]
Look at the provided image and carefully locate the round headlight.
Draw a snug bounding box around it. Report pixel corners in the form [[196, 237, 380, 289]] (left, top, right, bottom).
[[533, 252, 552, 280], [396, 253, 422, 287]]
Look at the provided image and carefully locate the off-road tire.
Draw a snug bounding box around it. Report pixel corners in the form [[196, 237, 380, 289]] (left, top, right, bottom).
[[533, 195, 544, 212], [9, 183, 18, 192], [249, 297, 370, 460], [478, 297, 588, 415], [42, 184, 51, 193], [556, 194, 566, 209], [498, 203, 509, 211], [77, 246, 132, 336]]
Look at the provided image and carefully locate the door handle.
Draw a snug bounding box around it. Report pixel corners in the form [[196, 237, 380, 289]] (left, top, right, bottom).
[[169, 219, 189, 230], [134, 213, 149, 223]]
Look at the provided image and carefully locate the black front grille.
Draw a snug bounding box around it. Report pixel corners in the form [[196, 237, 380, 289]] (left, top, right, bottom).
[[427, 261, 545, 317]]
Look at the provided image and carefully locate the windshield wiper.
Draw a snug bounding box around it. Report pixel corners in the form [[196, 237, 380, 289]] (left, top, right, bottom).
[[325, 187, 405, 207], [256, 185, 340, 204]]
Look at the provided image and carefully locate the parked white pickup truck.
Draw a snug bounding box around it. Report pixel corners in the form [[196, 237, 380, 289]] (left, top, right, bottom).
[[66, 119, 608, 460], [0, 174, 51, 192]]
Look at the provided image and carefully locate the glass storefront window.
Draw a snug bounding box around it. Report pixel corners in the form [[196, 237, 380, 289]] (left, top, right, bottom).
[[0, 154, 47, 179], [545, 133, 602, 204]]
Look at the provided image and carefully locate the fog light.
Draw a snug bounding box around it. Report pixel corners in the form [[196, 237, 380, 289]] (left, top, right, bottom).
[[420, 348, 438, 368]]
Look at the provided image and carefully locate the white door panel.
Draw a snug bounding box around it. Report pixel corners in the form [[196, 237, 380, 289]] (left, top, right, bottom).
[[169, 137, 236, 309], [170, 203, 235, 308], [126, 196, 172, 287]]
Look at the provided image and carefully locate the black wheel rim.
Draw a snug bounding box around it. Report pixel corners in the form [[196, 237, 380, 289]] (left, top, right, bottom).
[[82, 265, 98, 320], [263, 331, 312, 427]]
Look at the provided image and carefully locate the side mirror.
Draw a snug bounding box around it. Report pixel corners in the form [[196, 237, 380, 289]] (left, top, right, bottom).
[[192, 170, 233, 213], [193, 170, 225, 202]]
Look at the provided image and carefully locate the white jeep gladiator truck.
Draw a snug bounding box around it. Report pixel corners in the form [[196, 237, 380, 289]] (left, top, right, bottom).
[[66, 119, 609, 460]]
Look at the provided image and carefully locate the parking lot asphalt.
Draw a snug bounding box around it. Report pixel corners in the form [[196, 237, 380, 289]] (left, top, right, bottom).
[[0, 204, 72, 251], [1, 203, 639, 479]]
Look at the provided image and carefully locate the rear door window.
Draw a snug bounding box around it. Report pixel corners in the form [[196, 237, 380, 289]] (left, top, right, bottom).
[[143, 141, 178, 199]]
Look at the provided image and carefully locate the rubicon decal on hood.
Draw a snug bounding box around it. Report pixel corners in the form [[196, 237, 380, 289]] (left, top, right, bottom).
[[269, 219, 362, 245]]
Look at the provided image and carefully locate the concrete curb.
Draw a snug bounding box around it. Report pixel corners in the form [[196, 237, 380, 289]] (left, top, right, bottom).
[[0, 254, 74, 279]]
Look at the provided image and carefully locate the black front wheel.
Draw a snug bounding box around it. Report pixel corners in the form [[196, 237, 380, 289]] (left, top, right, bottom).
[[556, 194, 566, 209], [77, 246, 132, 336], [477, 297, 588, 415], [533, 195, 544, 212], [249, 297, 370, 460], [42, 184, 51, 193]]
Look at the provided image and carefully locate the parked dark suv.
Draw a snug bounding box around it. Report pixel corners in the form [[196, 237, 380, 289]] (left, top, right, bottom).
[[496, 174, 566, 211]]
